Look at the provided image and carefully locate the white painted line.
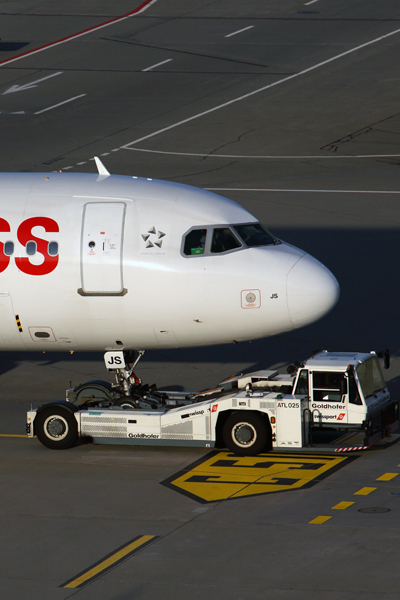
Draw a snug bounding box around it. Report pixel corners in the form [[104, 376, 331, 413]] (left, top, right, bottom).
[[111, 148, 120, 152], [304, 0, 319, 5], [0, 0, 159, 68], [3, 71, 63, 95], [205, 188, 400, 194], [100, 152, 110, 156], [225, 25, 254, 38], [34, 94, 86, 114], [142, 59, 173, 71], [76, 162, 87, 165], [122, 27, 400, 149], [63, 166, 73, 170], [124, 147, 400, 159]]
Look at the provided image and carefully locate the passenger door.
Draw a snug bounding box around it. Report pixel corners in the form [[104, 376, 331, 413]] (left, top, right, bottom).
[[80, 202, 126, 295]]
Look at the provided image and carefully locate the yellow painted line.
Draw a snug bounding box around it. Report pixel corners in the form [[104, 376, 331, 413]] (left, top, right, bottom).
[[332, 501, 354, 510], [377, 473, 399, 481], [309, 516, 332, 524], [355, 487, 376, 495], [0, 434, 28, 438], [62, 535, 156, 589]]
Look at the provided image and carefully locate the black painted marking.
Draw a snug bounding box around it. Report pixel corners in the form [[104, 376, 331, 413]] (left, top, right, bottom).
[[15, 314, 23, 332]]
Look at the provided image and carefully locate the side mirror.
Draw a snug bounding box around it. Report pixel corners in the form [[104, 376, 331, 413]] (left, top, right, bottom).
[[377, 349, 391, 369], [340, 378, 347, 396]]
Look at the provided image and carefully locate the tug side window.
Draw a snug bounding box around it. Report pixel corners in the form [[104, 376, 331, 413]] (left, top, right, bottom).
[[312, 371, 343, 402], [348, 371, 362, 405], [294, 369, 309, 395], [183, 229, 207, 256], [211, 228, 241, 254]]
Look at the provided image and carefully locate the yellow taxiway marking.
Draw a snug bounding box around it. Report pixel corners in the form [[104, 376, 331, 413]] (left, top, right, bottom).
[[162, 451, 353, 503], [0, 434, 28, 438], [376, 473, 399, 481], [309, 516, 332, 524], [62, 535, 156, 589], [354, 487, 376, 495], [332, 501, 354, 510]]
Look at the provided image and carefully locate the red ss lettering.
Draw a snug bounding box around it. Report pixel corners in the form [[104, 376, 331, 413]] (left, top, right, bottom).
[[15, 217, 59, 276], [0, 218, 10, 273]]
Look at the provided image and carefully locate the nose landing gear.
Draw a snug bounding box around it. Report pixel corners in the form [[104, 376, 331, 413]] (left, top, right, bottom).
[[66, 350, 165, 410], [107, 350, 145, 405]]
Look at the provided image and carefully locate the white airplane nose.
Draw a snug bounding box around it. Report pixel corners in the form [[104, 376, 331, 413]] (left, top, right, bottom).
[[287, 254, 339, 328]]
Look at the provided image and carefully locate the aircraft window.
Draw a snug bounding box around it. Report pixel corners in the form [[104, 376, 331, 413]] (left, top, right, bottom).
[[184, 229, 207, 256], [48, 241, 59, 257], [4, 241, 14, 256], [26, 241, 36, 256], [234, 224, 276, 247], [211, 228, 241, 254]]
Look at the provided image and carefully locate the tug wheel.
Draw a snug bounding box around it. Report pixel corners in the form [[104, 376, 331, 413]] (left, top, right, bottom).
[[222, 412, 269, 456], [35, 406, 78, 450]]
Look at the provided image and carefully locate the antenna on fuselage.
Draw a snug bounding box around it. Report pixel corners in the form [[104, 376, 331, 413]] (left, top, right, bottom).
[[94, 156, 110, 176]]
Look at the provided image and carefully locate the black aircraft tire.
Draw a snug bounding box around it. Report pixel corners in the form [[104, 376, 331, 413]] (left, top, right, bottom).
[[222, 412, 269, 456], [35, 406, 78, 450], [113, 398, 138, 410]]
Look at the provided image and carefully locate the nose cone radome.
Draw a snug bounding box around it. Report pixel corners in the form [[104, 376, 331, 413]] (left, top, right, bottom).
[[287, 255, 339, 328]]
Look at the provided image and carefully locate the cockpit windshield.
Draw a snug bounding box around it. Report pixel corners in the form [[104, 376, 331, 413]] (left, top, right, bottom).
[[356, 357, 386, 399], [182, 222, 278, 257], [233, 224, 277, 247], [183, 229, 207, 255], [211, 228, 241, 253]]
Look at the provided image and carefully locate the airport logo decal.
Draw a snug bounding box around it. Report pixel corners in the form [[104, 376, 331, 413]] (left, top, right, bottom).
[[161, 451, 355, 503]]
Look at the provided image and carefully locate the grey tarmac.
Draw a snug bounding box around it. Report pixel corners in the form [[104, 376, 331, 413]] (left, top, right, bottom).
[[1, 1, 400, 598]]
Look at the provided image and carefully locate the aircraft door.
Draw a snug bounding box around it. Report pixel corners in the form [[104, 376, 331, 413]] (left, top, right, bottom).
[[80, 203, 126, 295], [0, 293, 28, 348]]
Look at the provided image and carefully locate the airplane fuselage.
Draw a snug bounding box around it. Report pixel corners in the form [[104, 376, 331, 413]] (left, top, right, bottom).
[[0, 172, 339, 352]]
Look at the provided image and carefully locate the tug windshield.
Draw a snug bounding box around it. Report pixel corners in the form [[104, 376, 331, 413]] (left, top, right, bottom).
[[356, 357, 386, 399]]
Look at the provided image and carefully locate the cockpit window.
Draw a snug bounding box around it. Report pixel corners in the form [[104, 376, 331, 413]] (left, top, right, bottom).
[[211, 228, 241, 254], [183, 229, 207, 255], [234, 224, 276, 247]]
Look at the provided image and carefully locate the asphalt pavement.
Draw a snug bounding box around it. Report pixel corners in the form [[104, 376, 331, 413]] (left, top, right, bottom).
[[1, 1, 400, 598]]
